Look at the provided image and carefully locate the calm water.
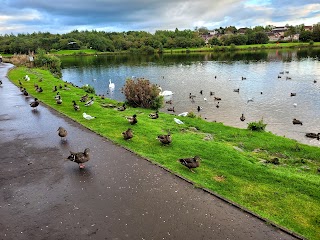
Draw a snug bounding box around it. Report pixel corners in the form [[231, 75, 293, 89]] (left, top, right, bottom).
[[60, 49, 320, 146]]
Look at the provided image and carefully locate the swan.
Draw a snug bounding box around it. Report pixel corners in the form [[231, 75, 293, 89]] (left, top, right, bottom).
[[178, 112, 188, 117], [109, 79, 115, 89], [159, 90, 174, 96]]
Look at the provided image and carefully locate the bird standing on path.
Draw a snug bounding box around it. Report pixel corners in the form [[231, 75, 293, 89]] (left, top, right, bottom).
[[66, 148, 90, 169], [30, 98, 39, 111], [57, 126, 68, 142], [240, 113, 245, 121]]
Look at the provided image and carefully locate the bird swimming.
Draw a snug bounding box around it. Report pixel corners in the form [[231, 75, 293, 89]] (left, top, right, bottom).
[[292, 118, 303, 125]]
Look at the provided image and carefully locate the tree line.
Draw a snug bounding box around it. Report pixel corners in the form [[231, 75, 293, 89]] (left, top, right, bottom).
[[0, 24, 319, 55]]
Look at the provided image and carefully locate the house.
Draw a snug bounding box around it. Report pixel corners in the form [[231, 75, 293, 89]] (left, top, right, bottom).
[[304, 26, 313, 31], [272, 26, 288, 37], [238, 28, 249, 34]]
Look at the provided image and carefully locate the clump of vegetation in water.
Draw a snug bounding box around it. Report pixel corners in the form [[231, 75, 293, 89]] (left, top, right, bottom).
[[82, 84, 95, 94], [247, 119, 267, 131], [122, 77, 163, 109]]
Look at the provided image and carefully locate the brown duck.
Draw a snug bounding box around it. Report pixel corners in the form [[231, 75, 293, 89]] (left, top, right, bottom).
[[127, 114, 137, 125], [122, 128, 133, 140], [57, 126, 68, 141], [67, 148, 90, 169], [179, 156, 201, 173], [293, 118, 303, 125], [157, 133, 172, 145], [30, 98, 40, 111]]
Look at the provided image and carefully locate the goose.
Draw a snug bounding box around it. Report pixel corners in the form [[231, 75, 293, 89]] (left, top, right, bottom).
[[149, 111, 159, 119], [122, 128, 133, 140], [83, 112, 95, 120], [109, 79, 115, 89], [286, 76, 292, 80], [292, 118, 303, 125], [30, 98, 39, 111], [56, 95, 62, 104], [233, 88, 240, 93], [66, 148, 90, 169], [57, 126, 68, 142], [240, 113, 245, 121], [84, 96, 94, 106], [72, 100, 80, 111], [157, 133, 172, 145], [174, 118, 184, 124], [179, 156, 201, 173], [290, 93, 296, 96], [127, 114, 137, 125], [305, 133, 320, 140], [52, 86, 57, 92]]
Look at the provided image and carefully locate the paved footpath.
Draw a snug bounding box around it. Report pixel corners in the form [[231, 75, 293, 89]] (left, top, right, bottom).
[[0, 63, 300, 240]]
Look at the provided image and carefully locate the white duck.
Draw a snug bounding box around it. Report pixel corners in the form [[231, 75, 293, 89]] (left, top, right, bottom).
[[84, 97, 94, 106], [83, 112, 95, 120], [159, 90, 174, 96]]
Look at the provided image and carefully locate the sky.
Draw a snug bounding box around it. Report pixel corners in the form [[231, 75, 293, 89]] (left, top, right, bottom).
[[0, 0, 319, 35]]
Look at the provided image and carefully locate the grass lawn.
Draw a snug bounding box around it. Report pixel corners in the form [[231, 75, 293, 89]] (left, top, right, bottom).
[[8, 67, 320, 240]]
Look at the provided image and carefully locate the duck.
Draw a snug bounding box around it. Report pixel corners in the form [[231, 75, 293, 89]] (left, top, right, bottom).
[[72, 100, 80, 111], [290, 93, 296, 96], [210, 91, 215, 96], [117, 103, 127, 111], [286, 76, 292, 80], [109, 79, 115, 89], [149, 111, 159, 119], [174, 118, 184, 124], [197, 106, 202, 112], [23, 88, 29, 96], [54, 92, 61, 100], [57, 126, 68, 142], [56, 95, 62, 104], [216, 102, 220, 108], [83, 112, 96, 120], [167, 107, 175, 112], [240, 113, 245, 121], [36, 86, 43, 93], [292, 118, 303, 125], [0, 80, 2, 86], [52, 86, 57, 92], [233, 88, 240, 93], [199, 90, 203, 95], [314, 80, 317, 83], [30, 98, 39, 111], [241, 77, 246, 80], [166, 100, 172, 104], [214, 96, 221, 101], [179, 156, 201, 173], [189, 93, 196, 99], [157, 133, 172, 145], [305, 133, 320, 140], [127, 114, 137, 125], [84, 96, 94, 106], [159, 90, 173, 96], [80, 93, 89, 102], [66, 148, 90, 169], [122, 128, 133, 140]]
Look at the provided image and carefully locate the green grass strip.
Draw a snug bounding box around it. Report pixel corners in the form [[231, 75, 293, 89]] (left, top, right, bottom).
[[8, 67, 320, 240]]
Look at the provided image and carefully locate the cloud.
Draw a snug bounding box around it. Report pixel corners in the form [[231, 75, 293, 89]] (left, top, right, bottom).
[[0, 0, 319, 34]]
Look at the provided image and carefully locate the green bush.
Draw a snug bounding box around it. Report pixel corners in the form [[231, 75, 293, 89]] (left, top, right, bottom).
[[122, 78, 163, 109], [81, 84, 95, 94], [34, 48, 62, 77], [247, 119, 267, 131]]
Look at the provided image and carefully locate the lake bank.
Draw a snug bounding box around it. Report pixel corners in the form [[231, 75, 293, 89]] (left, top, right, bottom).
[[7, 65, 320, 240]]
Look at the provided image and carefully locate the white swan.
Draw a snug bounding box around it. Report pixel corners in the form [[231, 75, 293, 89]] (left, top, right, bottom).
[[178, 112, 188, 117], [159, 90, 174, 96], [109, 79, 115, 89]]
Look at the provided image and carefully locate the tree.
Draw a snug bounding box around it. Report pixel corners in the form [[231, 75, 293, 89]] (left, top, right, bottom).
[[299, 31, 312, 42], [312, 23, 320, 42]]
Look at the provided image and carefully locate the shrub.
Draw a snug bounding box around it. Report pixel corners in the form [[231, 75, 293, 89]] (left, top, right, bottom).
[[122, 78, 163, 109], [247, 119, 267, 131], [34, 48, 62, 77], [81, 84, 95, 94], [187, 111, 197, 118]]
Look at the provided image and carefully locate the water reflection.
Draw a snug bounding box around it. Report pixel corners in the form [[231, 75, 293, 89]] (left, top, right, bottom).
[[60, 49, 320, 146]]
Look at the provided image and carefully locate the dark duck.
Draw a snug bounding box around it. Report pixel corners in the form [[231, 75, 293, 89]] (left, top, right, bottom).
[[67, 148, 90, 169], [179, 156, 201, 173]]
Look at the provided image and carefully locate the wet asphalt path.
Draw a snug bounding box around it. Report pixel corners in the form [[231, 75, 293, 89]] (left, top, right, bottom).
[[0, 63, 299, 240]]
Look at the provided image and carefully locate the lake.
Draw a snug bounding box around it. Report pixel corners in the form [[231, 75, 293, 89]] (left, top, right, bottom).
[[60, 49, 320, 147]]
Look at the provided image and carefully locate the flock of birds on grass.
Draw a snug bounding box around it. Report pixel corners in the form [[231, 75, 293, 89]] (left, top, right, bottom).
[[161, 72, 320, 141], [13, 74, 201, 172]]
